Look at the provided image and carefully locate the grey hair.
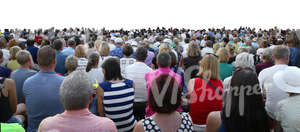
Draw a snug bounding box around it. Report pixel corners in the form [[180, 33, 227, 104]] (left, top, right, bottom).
[[65, 56, 78, 73], [237, 47, 250, 54], [59, 70, 94, 110], [272, 45, 290, 60], [234, 52, 255, 69], [262, 48, 273, 62]]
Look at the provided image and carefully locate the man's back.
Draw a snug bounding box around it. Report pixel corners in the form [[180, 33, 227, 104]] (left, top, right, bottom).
[[38, 109, 117, 132], [23, 70, 64, 132], [55, 51, 67, 75], [258, 64, 289, 118], [27, 46, 39, 64], [11, 68, 37, 103]]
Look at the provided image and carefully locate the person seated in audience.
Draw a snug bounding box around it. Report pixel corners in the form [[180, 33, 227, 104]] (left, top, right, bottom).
[[64, 55, 78, 76], [86, 41, 97, 57], [187, 54, 224, 125], [206, 68, 270, 132], [145, 52, 183, 117], [86, 53, 104, 83], [62, 38, 76, 56], [23, 46, 65, 132], [38, 71, 117, 132], [134, 74, 194, 132], [258, 46, 290, 131], [169, 51, 185, 94], [0, 37, 10, 67], [183, 42, 202, 79], [75, 45, 88, 71], [124, 47, 152, 121], [216, 48, 233, 81], [98, 42, 112, 68], [53, 39, 67, 75], [255, 48, 273, 75], [274, 67, 300, 132], [96, 58, 136, 132], [201, 40, 214, 56], [225, 44, 236, 64], [11, 50, 36, 105], [120, 44, 136, 75], [286, 31, 300, 68], [0, 50, 25, 124], [26, 39, 39, 64], [110, 38, 124, 58], [7, 46, 21, 71]]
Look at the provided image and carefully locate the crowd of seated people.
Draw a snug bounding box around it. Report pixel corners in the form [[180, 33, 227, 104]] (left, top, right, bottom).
[[0, 27, 300, 132]]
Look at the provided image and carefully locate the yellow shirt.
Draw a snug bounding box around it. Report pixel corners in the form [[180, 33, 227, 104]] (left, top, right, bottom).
[[7, 60, 21, 71]]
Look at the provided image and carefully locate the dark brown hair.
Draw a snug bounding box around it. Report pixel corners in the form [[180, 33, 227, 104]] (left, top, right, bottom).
[[149, 74, 182, 113]]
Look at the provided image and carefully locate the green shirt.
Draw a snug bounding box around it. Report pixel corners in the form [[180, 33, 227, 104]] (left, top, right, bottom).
[[219, 62, 234, 81]]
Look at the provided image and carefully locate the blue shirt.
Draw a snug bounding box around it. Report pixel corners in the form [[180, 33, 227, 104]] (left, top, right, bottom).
[[11, 68, 37, 104], [55, 51, 67, 75], [23, 70, 64, 132], [27, 46, 39, 64], [62, 47, 75, 56], [0, 66, 12, 78], [110, 46, 123, 58], [289, 47, 300, 67]]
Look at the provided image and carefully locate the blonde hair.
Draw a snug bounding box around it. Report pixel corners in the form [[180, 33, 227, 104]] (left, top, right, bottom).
[[94, 40, 101, 50], [187, 42, 201, 57], [213, 43, 221, 54], [16, 50, 31, 65], [225, 44, 235, 55], [9, 46, 21, 60], [159, 43, 172, 53], [216, 47, 229, 63], [198, 54, 220, 80], [99, 42, 110, 56], [8, 39, 17, 50], [75, 45, 86, 58]]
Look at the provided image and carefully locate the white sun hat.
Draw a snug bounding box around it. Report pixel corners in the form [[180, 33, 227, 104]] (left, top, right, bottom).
[[273, 66, 300, 93]]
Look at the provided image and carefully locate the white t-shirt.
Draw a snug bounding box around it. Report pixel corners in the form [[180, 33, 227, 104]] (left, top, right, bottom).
[[76, 58, 88, 71], [258, 64, 289, 119], [120, 58, 136, 75], [109, 43, 116, 51], [256, 48, 265, 56], [1, 49, 10, 66], [88, 68, 104, 84], [124, 62, 153, 102]]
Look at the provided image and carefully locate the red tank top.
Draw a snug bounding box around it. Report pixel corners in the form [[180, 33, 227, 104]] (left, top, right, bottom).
[[189, 77, 223, 125]]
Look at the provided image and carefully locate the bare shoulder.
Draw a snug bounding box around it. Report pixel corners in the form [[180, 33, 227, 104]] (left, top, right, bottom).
[[206, 111, 222, 132], [133, 120, 144, 132]]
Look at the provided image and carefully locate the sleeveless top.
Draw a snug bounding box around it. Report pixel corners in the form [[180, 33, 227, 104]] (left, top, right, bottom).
[[100, 79, 136, 132], [0, 77, 13, 122], [142, 112, 194, 132], [189, 77, 223, 125]]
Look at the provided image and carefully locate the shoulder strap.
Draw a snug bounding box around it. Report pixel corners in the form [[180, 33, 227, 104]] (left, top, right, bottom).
[[198, 76, 223, 96]]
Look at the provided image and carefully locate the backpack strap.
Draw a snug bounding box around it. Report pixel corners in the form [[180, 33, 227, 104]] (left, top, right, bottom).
[[198, 76, 223, 96]]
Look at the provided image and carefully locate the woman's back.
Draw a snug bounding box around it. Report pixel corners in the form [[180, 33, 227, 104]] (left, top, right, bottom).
[[100, 79, 136, 132], [189, 77, 223, 125], [0, 77, 13, 122]]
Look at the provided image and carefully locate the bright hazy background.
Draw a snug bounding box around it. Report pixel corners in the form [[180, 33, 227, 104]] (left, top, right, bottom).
[[1, 0, 299, 30]]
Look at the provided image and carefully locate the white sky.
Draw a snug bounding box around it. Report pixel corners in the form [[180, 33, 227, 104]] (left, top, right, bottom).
[[0, 0, 299, 30]]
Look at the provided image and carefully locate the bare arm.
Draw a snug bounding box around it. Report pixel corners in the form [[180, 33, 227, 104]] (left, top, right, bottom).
[[96, 86, 105, 117], [206, 111, 221, 132], [6, 79, 17, 113], [133, 120, 145, 132]]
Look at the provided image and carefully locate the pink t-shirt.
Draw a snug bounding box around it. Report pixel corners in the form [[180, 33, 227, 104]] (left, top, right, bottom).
[[145, 67, 183, 117], [38, 108, 117, 132]]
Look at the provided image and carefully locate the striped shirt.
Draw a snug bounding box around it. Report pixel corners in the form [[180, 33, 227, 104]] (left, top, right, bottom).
[[100, 79, 136, 132]]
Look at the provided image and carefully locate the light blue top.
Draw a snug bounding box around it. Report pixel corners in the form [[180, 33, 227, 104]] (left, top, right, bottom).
[[62, 47, 75, 56], [23, 70, 64, 132]]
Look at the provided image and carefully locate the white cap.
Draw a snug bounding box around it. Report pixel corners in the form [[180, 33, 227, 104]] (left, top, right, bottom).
[[115, 38, 123, 44]]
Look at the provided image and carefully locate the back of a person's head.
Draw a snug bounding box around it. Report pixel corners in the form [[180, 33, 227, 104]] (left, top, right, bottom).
[[237, 47, 250, 54], [9, 46, 21, 60], [169, 51, 178, 67], [216, 47, 229, 63], [37, 46, 56, 67], [272, 45, 290, 60], [101, 58, 123, 81], [65, 56, 78, 73], [86, 53, 99, 72], [187, 42, 201, 57], [222, 68, 269, 132], [122, 44, 133, 57], [59, 70, 93, 110], [198, 54, 220, 80], [286, 31, 300, 48], [159, 43, 171, 53], [149, 74, 182, 114], [68, 39, 76, 47], [206, 40, 213, 48], [16, 50, 31, 66], [135, 47, 148, 61], [0, 37, 7, 48], [52, 39, 63, 51], [262, 48, 273, 62], [99, 42, 110, 56], [26, 39, 35, 46], [157, 52, 171, 68], [234, 52, 254, 69], [75, 45, 86, 58]]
